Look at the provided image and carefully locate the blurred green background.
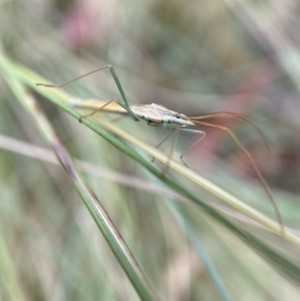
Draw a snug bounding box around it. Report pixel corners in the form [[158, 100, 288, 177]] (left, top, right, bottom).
[[0, 0, 300, 300]]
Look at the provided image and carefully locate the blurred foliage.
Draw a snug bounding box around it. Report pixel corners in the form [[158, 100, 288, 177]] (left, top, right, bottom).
[[0, 0, 300, 300]]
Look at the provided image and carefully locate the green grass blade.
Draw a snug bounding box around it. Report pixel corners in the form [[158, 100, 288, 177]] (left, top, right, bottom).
[[1, 67, 160, 301]]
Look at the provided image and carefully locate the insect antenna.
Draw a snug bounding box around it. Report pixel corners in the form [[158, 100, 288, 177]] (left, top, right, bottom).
[[190, 119, 284, 232], [190, 111, 269, 152]]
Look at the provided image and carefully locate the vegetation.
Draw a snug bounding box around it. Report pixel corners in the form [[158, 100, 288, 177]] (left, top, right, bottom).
[[0, 1, 300, 300]]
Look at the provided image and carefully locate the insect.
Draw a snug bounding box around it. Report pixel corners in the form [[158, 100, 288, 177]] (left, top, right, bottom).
[[36, 65, 283, 229]]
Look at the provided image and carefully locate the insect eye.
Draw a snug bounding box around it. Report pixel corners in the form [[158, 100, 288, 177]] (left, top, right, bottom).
[[175, 113, 181, 119]]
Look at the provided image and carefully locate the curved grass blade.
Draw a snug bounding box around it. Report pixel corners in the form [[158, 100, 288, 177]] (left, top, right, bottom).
[[1, 70, 160, 301]]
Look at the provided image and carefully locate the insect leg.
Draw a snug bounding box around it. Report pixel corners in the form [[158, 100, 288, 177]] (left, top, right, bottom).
[[78, 99, 117, 122], [36, 65, 111, 88], [146, 123, 181, 173], [178, 129, 206, 168], [163, 128, 179, 174], [148, 126, 178, 164], [106, 66, 140, 121], [149, 127, 180, 174], [36, 65, 140, 121]]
